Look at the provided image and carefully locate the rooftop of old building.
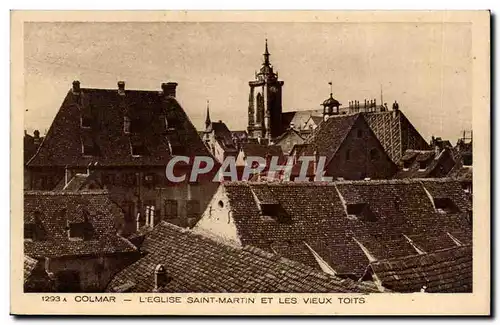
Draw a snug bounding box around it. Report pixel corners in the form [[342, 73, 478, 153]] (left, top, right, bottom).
[[208, 179, 471, 278], [107, 221, 381, 293], [27, 81, 212, 168], [24, 190, 137, 258]]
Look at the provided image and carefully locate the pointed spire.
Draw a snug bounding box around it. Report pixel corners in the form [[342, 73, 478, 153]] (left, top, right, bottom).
[[205, 100, 211, 129], [263, 38, 270, 65]]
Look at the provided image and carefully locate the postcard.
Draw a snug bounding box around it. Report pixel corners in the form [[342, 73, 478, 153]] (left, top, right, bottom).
[[11, 10, 490, 316]]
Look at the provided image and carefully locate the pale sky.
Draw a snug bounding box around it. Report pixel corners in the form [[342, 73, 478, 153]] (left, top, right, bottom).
[[24, 22, 472, 142]]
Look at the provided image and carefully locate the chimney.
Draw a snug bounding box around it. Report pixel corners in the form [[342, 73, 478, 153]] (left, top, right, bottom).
[[153, 264, 168, 291], [117, 81, 126, 96], [161, 82, 178, 98], [72, 80, 81, 94], [33, 130, 41, 145]]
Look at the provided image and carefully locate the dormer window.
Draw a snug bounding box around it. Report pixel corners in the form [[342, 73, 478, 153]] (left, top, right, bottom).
[[260, 203, 291, 223], [81, 134, 97, 156], [166, 132, 185, 155], [67, 211, 94, 241], [81, 116, 92, 128], [346, 203, 377, 222], [130, 136, 147, 157], [433, 198, 459, 214], [403, 160, 412, 170], [165, 112, 181, 130], [419, 161, 427, 170], [24, 223, 35, 241], [123, 116, 131, 134], [463, 153, 472, 166]]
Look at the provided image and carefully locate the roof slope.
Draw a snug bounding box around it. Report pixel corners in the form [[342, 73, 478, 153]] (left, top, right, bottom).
[[24, 255, 39, 283], [24, 191, 137, 258], [364, 111, 430, 163], [221, 180, 471, 278], [207, 121, 238, 152], [27, 86, 211, 167], [394, 149, 456, 179], [240, 143, 284, 159], [366, 245, 472, 293], [107, 222, 380, 293], [304, 113, 360, 163]]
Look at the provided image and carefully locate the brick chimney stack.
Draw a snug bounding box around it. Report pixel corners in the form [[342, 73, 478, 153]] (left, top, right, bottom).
[[153, 264, 168, 292], [72, 80, 81, 94], [162, 82, 178, 98], [117, 81, 126, 96]]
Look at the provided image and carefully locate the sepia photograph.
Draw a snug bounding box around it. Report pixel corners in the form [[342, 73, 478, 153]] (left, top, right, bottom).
[[11, 10, 490, 315]]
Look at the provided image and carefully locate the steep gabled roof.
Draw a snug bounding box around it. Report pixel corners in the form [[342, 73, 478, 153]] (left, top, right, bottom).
[[24, 191, 137, 258], [219, 180, 471, 278], [364, 110, 430, 163], [364, 245, 472, 293], [303, 113, 360, 164], [394, 149, 456, 179], [24, 255, 39, 283], [106, 222, 380, 293], [27, 85, 212, 168], [208, 121, 238, 152], [240, 143, 284, 160]]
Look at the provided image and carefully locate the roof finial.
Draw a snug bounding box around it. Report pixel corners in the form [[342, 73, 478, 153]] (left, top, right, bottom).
[[328, 81, 333, 96], [205, 100, 211, 129]]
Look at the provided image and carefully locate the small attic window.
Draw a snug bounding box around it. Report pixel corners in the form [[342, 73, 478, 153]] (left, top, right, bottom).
[[81, 116, 92, 128], [167, 132, 185, 155], [67, 212, 94, 241], [403, 160, 412, 170], [123, 116, 131, 134], [24, 224, 36, 241], [260, 203, 291, 224], [463, 153, 472, 166], [433, 198, 459, 214], [81, 136, 97, 156], [130, 137, 148, 157], [419, 161, 428, 170], [346, 203, 377, 222], [165, 112, 182, 130], [370, 148, 380, 161]]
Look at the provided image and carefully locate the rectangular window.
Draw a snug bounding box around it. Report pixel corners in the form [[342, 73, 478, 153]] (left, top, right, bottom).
[[346, 203, 377, 222], [403, 160, 412, 170], [130, 138, 147, 156], [463, 154, 472, 166], [24, 224, 35, 241], [164, 200, 178, 219], [123, 201, 135, 222], [434, 198, 459, 214], [186, 200, 200, 218], [81, 134, 97, 156], [165, 112, 182, 130], [419, 161, 427, 170], [144, 174, 156, 186]]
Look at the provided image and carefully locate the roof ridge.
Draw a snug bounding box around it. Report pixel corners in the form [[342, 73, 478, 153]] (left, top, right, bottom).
[[24, 190, 110, 195], [370, 244, 471, 265]]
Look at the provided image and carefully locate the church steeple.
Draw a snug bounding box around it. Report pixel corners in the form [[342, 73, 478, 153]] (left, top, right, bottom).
[[205, 100, 211, 129]]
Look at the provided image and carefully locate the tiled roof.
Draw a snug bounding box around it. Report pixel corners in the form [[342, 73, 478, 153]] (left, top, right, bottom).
[[240, 143, 284, 160], [273, 128, 304, 144], [364, 111, 430, 163], [220, 180, 471, 278], [24, 255, 39, 283], [27, 86, 212, 167], [24, 191, 137, 258], [303, 113, 360, 164], [394, 149, 456, 179], [448, 144, 473, 182], [365, 245, 472, 293], [208, 122, 238, 152], [107, 222, 380, 293]]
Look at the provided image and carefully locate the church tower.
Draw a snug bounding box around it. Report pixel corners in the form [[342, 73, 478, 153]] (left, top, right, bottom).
[[247, 39, 284, 141]]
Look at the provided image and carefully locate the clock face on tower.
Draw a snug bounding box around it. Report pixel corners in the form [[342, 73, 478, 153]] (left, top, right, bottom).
[[269, 85, 279, 93]]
